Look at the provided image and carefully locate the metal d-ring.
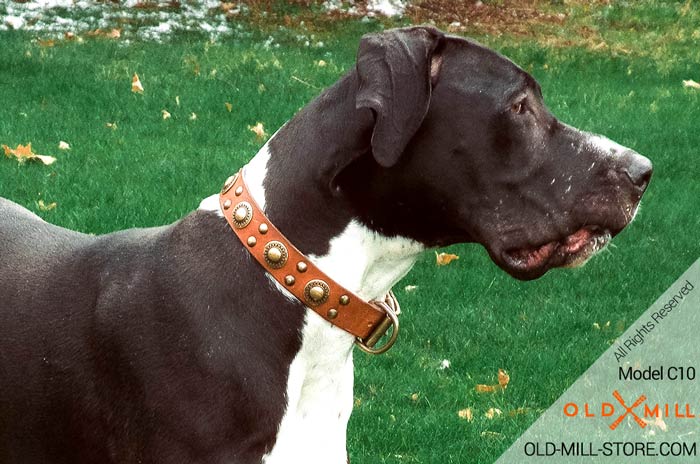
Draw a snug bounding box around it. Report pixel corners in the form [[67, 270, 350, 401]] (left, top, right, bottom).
[[355, 294, 400, 355]]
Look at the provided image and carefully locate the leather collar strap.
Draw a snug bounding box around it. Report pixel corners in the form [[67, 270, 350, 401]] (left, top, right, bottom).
[[219, 171, 400, 354]]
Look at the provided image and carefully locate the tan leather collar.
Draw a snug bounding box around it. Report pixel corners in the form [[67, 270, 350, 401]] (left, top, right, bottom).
[[219, 171, 400, 354]]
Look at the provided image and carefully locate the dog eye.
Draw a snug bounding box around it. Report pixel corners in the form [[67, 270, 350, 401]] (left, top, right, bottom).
[[511, 101, 525, 114]]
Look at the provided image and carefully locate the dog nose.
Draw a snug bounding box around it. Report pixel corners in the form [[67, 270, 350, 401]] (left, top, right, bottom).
[[620, 150, 652, 191]]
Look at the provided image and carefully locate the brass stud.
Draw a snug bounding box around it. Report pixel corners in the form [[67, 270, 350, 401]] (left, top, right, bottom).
[[309, 286, 325, 301], [327, 308, 338, 320], [285, 275, 295, 286], [258, 223, 269, 234], [339, 295, 350, 306], [247, 236, 257, 247], [267, 247, 282, 262], [304, 279, 330, 306], [264, 241, 288, 269], [234, 207, 248, 222], [232, 202, 253, 228], [223, 199, 232, 210], [222, 174, 237, 194], [234, 186, 243, 196], [296, 262, 308, 273]]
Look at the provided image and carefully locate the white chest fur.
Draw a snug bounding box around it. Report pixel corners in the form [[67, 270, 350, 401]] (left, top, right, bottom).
[[262, 221, 423, 464]]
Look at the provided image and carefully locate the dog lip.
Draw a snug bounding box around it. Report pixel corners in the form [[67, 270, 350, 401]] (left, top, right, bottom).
[[500, 225, 610, 278]]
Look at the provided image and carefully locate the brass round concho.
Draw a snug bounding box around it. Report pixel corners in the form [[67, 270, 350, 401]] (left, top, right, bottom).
[[304, 279, 330, 306], [232, 202, 253, 229], [264, 241, 288, 269], [221, 173, 238, 194]]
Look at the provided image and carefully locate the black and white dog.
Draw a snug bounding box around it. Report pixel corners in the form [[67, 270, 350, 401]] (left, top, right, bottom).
[[0, 27, 650, 463]]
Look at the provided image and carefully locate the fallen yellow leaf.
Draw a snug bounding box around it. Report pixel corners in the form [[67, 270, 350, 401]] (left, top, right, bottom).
[[58, 141, 70, 150], [249, 122, 267, 140], [3, 143, 56, 165], [508, 407, 530, 417], [682, 79, 700, 89], [132, 73, 144, 93], [37, 39, 55, 47], [475, 384, 498, 393], [225, 102, 233, 112], [484, 407, 502, 419], [189, 112, 197, 121], [317, 60, 327, 67], [37, 200, 57, 211], [642, 415, 667, 431], [162, 109, 171, 120], [410, 393, 419, 402], [105, 122, 118, 130], [436, 252, 459, 266], [457, 408, 473, 422], [175, 95, 180, 107]]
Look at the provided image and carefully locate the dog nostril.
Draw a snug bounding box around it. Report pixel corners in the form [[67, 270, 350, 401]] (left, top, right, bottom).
[[622, 151, 653, 190]]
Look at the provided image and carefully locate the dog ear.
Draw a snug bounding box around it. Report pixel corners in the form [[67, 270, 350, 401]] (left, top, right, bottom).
[[355, 26, 445, 168]]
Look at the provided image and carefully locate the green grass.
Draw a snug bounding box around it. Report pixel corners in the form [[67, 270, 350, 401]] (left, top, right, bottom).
[[1, 3, 699, 463]]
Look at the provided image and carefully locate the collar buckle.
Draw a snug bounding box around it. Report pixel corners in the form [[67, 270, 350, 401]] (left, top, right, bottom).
[[355, 291, 401, 355]]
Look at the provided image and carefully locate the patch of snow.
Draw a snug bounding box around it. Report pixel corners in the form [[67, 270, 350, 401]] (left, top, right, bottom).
[[0, 0, 236, 42], [366, 0, 406, 17]]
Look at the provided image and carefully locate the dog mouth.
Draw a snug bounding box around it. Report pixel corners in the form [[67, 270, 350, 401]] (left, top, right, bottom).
[[501, 226, 611, 279]]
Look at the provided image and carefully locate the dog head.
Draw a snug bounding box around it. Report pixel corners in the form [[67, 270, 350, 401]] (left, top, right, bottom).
[[339, 26, 652, 280]]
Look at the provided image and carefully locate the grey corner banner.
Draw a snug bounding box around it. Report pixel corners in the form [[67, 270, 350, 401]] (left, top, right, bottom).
[[496, 258, 700, 464]]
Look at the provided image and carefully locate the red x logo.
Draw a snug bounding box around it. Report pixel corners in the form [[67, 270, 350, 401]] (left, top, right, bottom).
[[609, 390, 647, 430]]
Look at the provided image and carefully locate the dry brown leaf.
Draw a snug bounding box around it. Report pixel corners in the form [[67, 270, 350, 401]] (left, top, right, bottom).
[[457, 408, 473, 422], [476, 369, 509, 393], [162, 109, 171, 120], [131, 73, 144, 93], [225, 102, 233, 112], [498, 369, 510, 389], [682, 79, 700, 89], [249, 122, 267, 140], [436, 252, 459, 266], [3, 143, 56, 165], [220, 2, 237, 12], [87, 28, 121, 39], [484, 407, 502, 419], [37, 200, 57, 211], [37, 39, 55, 47]]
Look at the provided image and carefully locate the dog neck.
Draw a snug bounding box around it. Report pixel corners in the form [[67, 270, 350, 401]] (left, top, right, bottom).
[[200, 72, 424, 462], [203, 72, 425, 303]]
